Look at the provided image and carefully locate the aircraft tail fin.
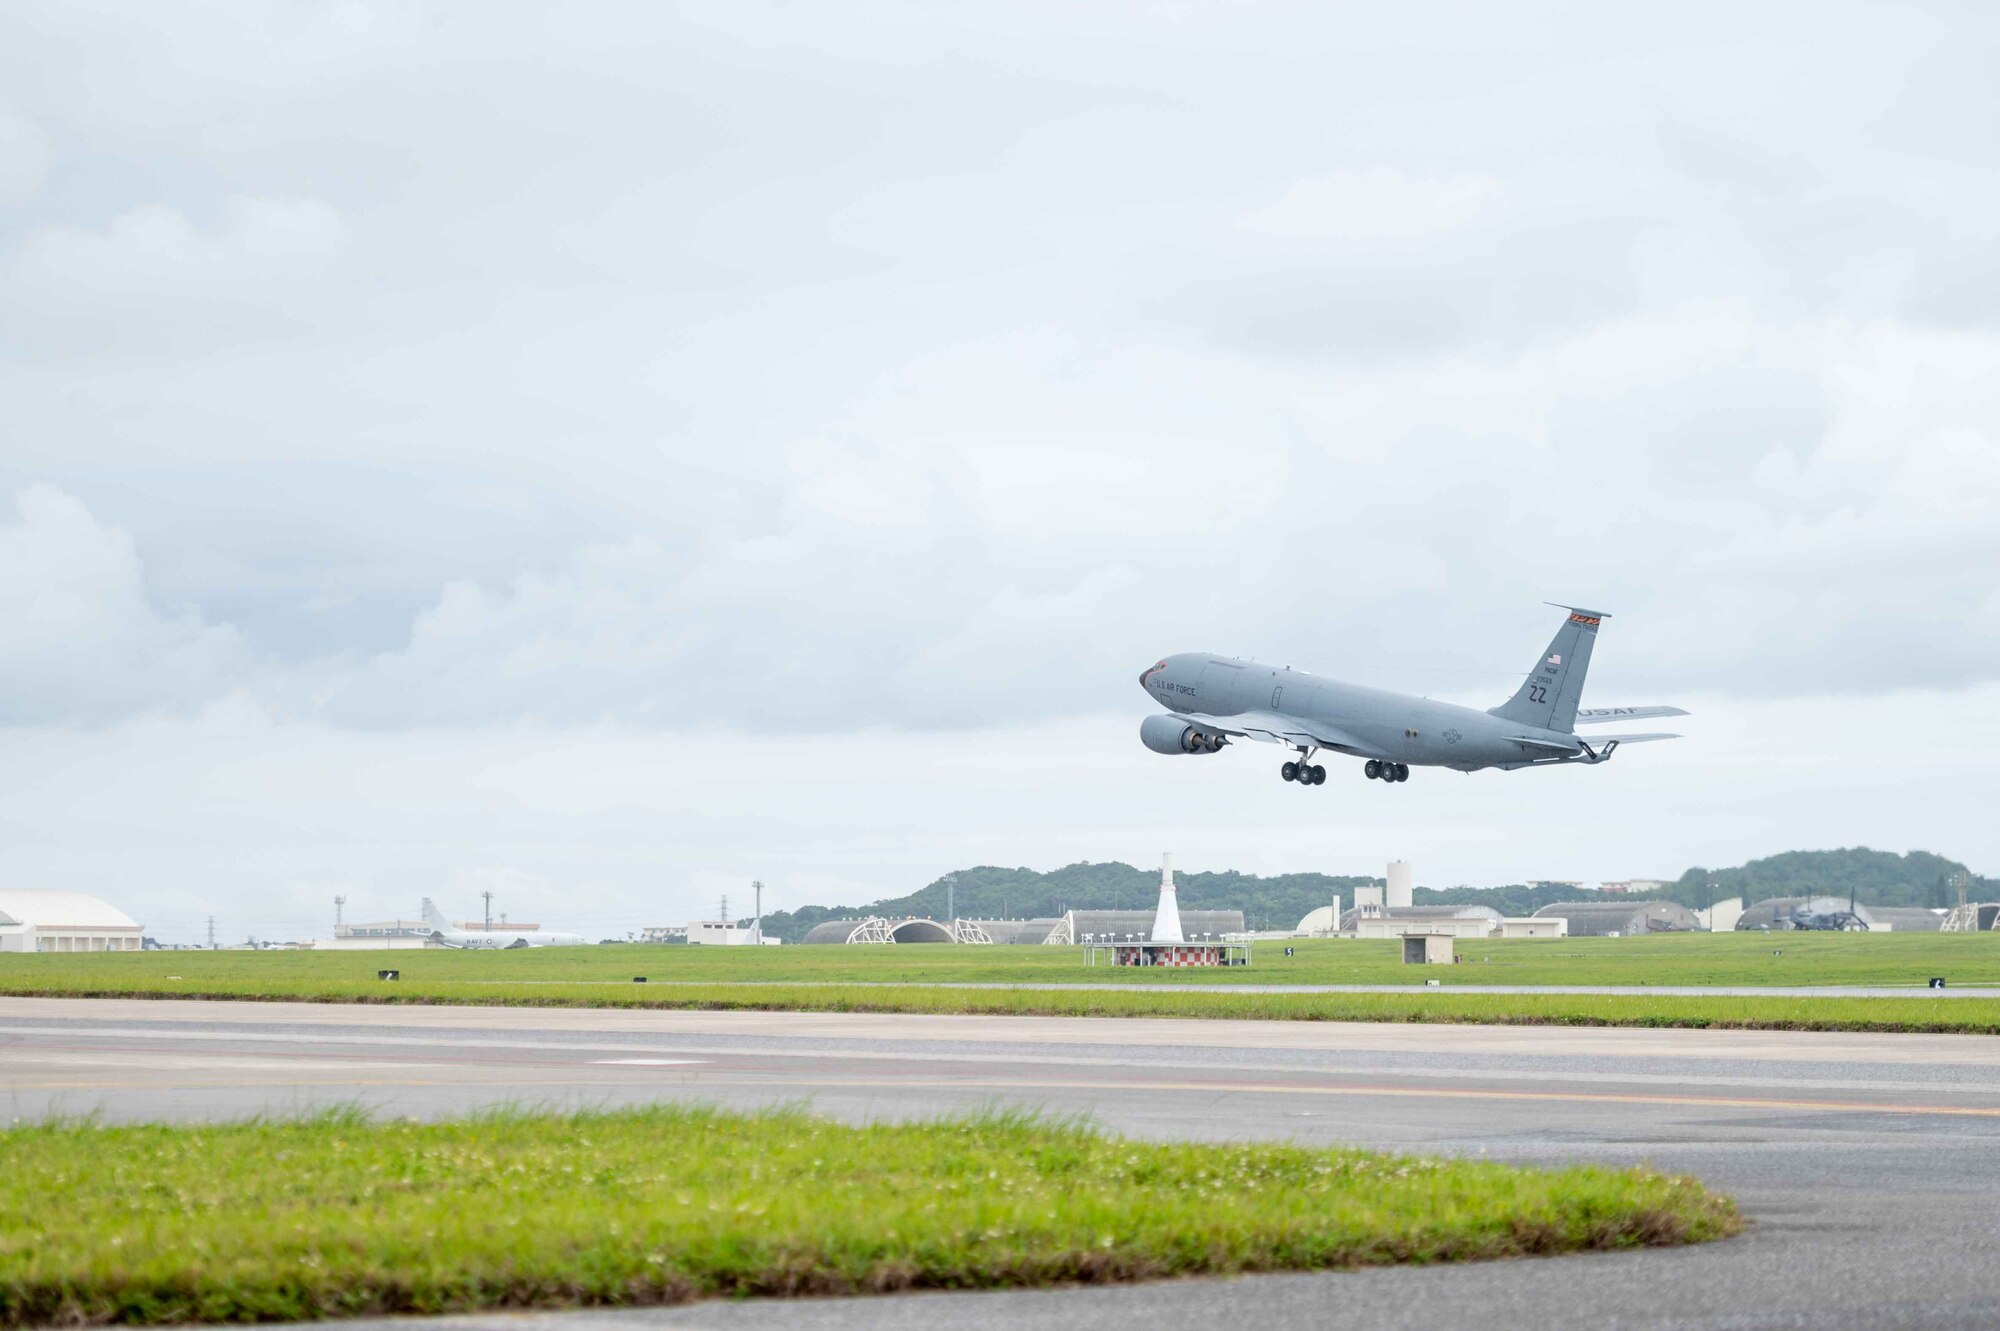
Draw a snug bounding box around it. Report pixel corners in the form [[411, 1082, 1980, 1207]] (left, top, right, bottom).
[[1488, 605, 1605, 733], [420, 897, 450, 930]]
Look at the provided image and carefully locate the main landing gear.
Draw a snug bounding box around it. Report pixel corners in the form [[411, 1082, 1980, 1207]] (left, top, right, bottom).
[[1365, 759, 1410, 783], [1281, 759, 1326, 785]]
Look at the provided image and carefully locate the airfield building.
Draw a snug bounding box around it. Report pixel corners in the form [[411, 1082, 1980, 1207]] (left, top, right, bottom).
[[1734, 898, 1945, 931], [1863, 906, 1945, 932], [1046, 909, 1246, 945], [337, 917, 431, 940], [1386, 860, 1414, 909], [0, 889, 143, 953], [1338, 904, 1502, 931], [960, 919, 1055, 945], [802, 917, 954, 944], [800, 909, 1247, 945], [1531, 900, 1700, 936]]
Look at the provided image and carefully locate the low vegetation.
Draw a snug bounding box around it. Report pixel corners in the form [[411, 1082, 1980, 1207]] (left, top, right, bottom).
[[0, 1105, 1737, 1326], [5, 930, 2000, 992], [8, 934, 2000, 1030]]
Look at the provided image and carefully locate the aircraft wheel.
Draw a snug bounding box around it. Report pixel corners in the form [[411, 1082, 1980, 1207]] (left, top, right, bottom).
[[1311, 764, 1327, 784], [1394, 763, 1410, 782], [1364, 759, 1381, 780], [1281, 761, 1299, 782]]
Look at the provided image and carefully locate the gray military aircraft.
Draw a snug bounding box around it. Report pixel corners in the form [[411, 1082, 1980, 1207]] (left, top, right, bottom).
[[1138, 605, 1684, 785]]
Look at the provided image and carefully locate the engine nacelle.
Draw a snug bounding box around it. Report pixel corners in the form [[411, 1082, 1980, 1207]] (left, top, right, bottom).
[[1140, 714, 1228, 755]]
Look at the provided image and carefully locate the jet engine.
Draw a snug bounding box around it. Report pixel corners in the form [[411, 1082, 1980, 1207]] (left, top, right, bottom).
[[1140, 714, 1228, 755]]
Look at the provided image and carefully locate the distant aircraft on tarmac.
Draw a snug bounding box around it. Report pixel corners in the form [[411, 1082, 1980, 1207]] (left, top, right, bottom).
[[421, 898, 588, 948], [1138, 605, 1685, 786]]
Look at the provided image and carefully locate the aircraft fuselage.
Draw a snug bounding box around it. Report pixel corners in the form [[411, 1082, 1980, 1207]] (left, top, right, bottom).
[[1139, 654, 1577, 772]]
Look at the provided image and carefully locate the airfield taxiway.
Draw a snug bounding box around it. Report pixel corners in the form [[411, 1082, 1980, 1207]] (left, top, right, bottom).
[[6, 996, 2000, 1329]]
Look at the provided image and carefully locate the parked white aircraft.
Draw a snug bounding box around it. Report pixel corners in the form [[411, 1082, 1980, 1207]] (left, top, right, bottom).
[[421, 898, 588, 948]]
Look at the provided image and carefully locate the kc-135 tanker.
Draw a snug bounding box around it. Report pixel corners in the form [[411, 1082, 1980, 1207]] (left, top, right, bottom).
[[1138, 605, 1685, 786]]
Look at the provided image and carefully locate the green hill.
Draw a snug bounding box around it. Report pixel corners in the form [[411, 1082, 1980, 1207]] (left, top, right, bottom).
[[1667, 847, 1992, 910], [752, 848, 1993, 942], [755, 862, 1378, 942]]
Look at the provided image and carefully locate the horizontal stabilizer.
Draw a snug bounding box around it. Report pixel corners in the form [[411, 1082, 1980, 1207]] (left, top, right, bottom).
[[1505, 735, 1581, 752], [1575, 706, 1689, 724], [1584, 732, 1680, 744]]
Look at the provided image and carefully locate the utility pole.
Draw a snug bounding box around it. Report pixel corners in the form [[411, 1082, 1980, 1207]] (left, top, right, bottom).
[[482, 889, 494, 933], [334, 895, 346, 936], [206, 916, 217, 950], [752, 880, 763, 944], [720, 893, 729, 928], [944, 873, 956, 923]]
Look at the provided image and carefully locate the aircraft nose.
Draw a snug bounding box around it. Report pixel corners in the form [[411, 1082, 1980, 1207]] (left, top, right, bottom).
[[1139, 659, 1167, 688]]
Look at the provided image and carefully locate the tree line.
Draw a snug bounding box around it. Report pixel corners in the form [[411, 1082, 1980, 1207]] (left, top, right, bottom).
[[749, 847, 1990, 942]]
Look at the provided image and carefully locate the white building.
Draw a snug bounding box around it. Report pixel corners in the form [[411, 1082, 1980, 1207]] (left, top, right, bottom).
[[686, 921, 779, 945], [1386, 860, 1414, 909], [1696, 897, 1746, 932], [1294, 898, 1343, 936], [0, 890, 144, 953]]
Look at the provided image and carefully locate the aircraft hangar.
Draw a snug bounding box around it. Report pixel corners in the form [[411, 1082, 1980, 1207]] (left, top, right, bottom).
[[0, 889, 144, 953]]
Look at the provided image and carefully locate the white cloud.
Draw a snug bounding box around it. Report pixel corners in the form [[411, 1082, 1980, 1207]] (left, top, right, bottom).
[[0, 486, 249, 724], [0, 107, 51, 200], [3, 197, 344, 345], [1238, 172, 1507, 241]]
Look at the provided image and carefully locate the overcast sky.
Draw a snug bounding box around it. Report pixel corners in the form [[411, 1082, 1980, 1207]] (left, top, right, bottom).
[[3, 2, 1997, 943]]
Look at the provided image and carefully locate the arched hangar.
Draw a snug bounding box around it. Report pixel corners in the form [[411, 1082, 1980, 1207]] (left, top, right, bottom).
[[802, 917, 957, 944], [0, 890, 144, 953]]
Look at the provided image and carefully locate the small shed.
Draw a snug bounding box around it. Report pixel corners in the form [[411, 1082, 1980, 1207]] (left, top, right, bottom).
[[1402, 933, 1454, 964]]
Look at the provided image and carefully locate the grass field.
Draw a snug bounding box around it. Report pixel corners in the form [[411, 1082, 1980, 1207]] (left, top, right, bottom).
[[8, 934, 2000, 1031], [0, 1105, 1737, 1327], [6, 930, 1999, 991]]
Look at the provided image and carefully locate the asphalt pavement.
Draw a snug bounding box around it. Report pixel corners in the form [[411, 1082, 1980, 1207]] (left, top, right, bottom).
[[5, 997, 1999, 1329]]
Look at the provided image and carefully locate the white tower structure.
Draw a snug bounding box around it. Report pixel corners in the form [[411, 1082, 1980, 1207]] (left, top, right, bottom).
[[1387, 860, 1414, 909], [1150, 852, 1185, 943]]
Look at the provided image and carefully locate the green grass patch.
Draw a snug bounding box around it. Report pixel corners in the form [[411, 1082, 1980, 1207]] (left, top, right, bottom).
[[6, 931, 1998, 996], [8, 970, 2000, 1031], [0, 1105, 1737, 1326], [10, 935, 2000, 1031]]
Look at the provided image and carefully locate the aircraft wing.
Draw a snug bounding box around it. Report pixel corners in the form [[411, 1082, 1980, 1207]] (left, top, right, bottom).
[[1575, 706, 1688, 724], [1173, 711, 1373, 755]]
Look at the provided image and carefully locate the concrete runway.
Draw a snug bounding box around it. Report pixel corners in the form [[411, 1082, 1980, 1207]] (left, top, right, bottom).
[[7, 996, 2000, 1329]]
